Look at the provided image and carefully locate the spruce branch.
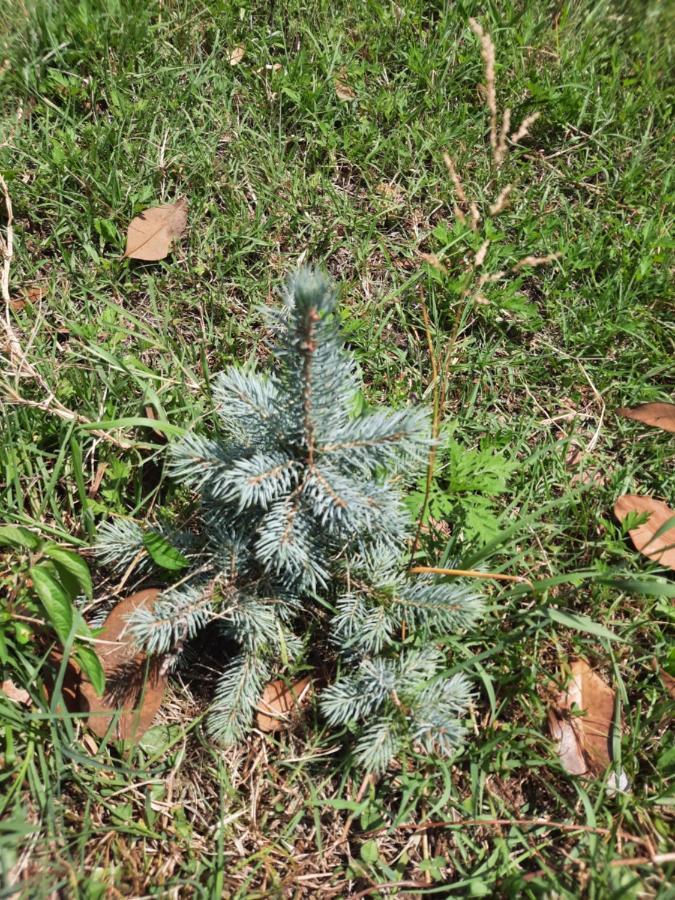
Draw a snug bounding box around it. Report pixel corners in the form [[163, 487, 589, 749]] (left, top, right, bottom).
[[95, 268, 485, 771]]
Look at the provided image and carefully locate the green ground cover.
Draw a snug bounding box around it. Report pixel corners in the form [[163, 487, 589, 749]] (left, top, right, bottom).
[[0, 0, 673, 895]]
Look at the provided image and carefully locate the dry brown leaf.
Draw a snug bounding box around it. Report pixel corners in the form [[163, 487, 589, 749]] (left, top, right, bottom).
[[79, 588, 166, 741], [334, 78, 356, 101], [9, 284, 46, 311], [614, 495, 675, 571], [548, 659, 616, 776], [26, 284, 47, 302], [617, 402, 675, 434], [1, 679, 30, 705], [256, 676, 312, 733], [123, 197, 188, 261], [660, 669, 675, 700], [229, 46, 245, 66]]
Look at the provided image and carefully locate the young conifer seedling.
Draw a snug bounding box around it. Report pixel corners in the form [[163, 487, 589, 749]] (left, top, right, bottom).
[[97, 270, 484, 772]]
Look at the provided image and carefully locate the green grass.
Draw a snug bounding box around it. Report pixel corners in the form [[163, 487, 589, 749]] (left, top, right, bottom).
[[1, 0, 673, 895]]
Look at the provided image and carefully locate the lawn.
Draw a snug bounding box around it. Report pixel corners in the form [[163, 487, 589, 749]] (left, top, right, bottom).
[[0, 0, 673, 896]]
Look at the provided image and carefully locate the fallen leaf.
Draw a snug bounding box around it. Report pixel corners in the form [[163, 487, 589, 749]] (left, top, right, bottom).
[[617, 402, 675, 434], [123, 198, 188, 261], [79, 588, 166, 741], [548, 659, 616, 776], [660, 669, 675, 700], [256, 676, 312, 733], [25, 284, 47, 302], [614, 495, 675, 571], [1, 679, 30, 705], [334, 77, 356, 102], [229, 46, 245, 66], [9, 280, 46, 310]]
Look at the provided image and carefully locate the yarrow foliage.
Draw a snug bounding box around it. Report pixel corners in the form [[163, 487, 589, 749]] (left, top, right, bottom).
[[97, 269, 484, 772]]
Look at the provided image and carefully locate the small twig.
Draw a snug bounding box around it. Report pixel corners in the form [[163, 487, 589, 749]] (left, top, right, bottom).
[[409, 565, 529, 585]]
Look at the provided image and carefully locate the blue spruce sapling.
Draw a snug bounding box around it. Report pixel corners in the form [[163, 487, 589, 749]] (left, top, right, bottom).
[[96, 270, 484, 772]]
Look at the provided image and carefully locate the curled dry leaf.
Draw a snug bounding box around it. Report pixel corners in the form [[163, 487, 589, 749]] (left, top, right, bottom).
[[334, 78, 356, 102], [617, 402, 675, 434], [1, 678, 30, 705], [256, 676, 312, 733], [548, 659, 617, 776], [79, 588, 166, 741], [229, 46, 245, 66], [123, 197, 188, 261], [614, 495, 675, 571]]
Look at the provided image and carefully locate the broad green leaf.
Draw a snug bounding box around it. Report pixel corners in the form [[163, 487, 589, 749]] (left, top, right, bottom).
[[360, 839, 380, 865], [139, 724, 183, 756], [42, 544, 93, 599], [29, 565, 74, 645], [50, 563, 80, 601], [547, 608, 623, 642], [604, 577, 675, 600], [0, 526, 40, 551], [74, 645, 105, 696], [143, 532, 189, 571], [74, 609, 94, 639]]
